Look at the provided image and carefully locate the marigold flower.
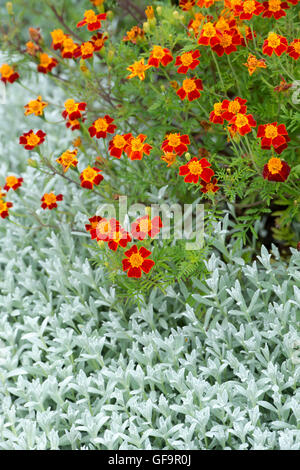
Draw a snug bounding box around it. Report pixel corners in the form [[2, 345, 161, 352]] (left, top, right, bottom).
[[19, 130, 46, 150], [161, 150, 177, 167], [257, 122, 290, 154], [221, 97, 247, 121], [107, 225, 132, 251], [51, 29, 66, 50], [209, 102, 225, 124], [3, 176, 23, 192], [24, 96, 48, 116], [180, 0, 196, 9], [61, 36, 78, 58], [145, 5, 155, 19], [41, 193, 63, 210], [127, 58, 151, 81], [131, 215, 163, 240], [80, 166, 103, 189], [37, 53, 58, 74], [234, 0, 264, 19], [85, 215, 102, 236], [124, 134, 152, 161], [72, 137, 82, 147], [197, 0, 216, 6], [148, 46, 173, 68], [26, 41, 40, 56], [274, 77, 292, 92], [122, 245, 155, 278], [0, 64, 19, 84], [262, 0, 290, 19], [200, 177, 219, 193], [175, 50, 200, 74], [123, 26, 145, 44], [74, 41, 95, 60], [161, 133, 190, 156], [66, 119, 81, 131], [0, 199, 13, 219], [29, 27, 41, 43], [108, 133, 132, 159], [287, 39, 300, 60], [188, 13, 205, 38], [90, 0, 104, 5], [211, 29, 242, 57], [198, 22, 218, 46], [77, 10, 107, 31], [229, 113, 256, 136], [177, 77, 203, 101], [263, 157, 291, 181], [62, 99, 86, 122], [56, 149, 78, 172], [243, 54, 267, 75], [89, 115, 116, 139], [262, 32, 288, 56], [179, 157, 214, 184], [90, 32, 108, 51]]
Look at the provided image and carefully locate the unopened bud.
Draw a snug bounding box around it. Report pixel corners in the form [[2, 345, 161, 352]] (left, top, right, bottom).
[[143, 21, 150, 33], [185, 152, 191, 161], [6, 2, 13, 14], [156, 6, 162, 15], [27, 158, 37, 168]]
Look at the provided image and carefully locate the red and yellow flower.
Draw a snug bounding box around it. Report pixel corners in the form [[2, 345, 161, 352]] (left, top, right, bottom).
[[197, 0, 217, 6], [198, 22, 218, 46], [177, 77, 203, 101], [234, 0, 264, 19], [3, 176, 23, 192], [179, 0, 196, 10], [287, 39, 300, 60], [77, 10, 107, 31], [19, 130, 46, 150], [243, 54, 267, 75], [66, 118, 82, 131], [229, 113, 256, 136], [262, 32, 288, 57], [179, 157, 214, 184], [50, 29, 66, 50], [26, 41, 40, 56], [62, 99, 87, 121], [89, 115, 117, 139], [148, 46, 173, 68], [74, 41, 95, 60], [175, 50, 200, 74], [56, 149, 78, 172], [41, 193, 63, 210], [123, 26, 145, 44], [257, 123, 290, 154], [37, 53, 58, 74], [124, 134, 152, 161], [161, 133, 190, 156], [263, 157, 291, 182], [61, 36, 78, 59], [200, 177, 219, 194], [0, 64, 19, 84], [209, 102, 225, 124], [122, 245, 155, 278], [80, 166, 103, 189], [24, 96, 48, 116], [188, 13, 205, 38], [108, 133, 132, 159], [127, 58, 151, 81], [262, 0, 290, 19], [90, 32, 108, 51], [221, 97, 247, 121], [0, 199, 13, 219], [161, 151, 177, 167], [131, 215, 163, 240], [210, 29, 242, 57]]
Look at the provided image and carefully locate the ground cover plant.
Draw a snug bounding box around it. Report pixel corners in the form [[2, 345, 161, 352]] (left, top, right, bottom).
[[0, 0, 299, 450]]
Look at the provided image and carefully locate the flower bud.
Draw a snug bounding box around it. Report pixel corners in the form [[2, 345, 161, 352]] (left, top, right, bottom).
[[185, 152, 191, 161], [156, 6, 162, 15], [6, 2, 13, 14], [27, 158, 37, 168], [143, 21, 150, 33]]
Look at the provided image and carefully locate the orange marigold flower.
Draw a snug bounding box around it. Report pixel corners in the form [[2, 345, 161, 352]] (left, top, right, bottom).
[[221, 97, 247, 121], [257, 122, 290, 154], [198, 22, 218, 46], [77, 10, 107, 31], [89, 115, 117, 139], [56, 149, 78, 172], [127, 58, 151, 81], [124, 134, 152, 161], [4, 176, 23, 192], [200, 177, 219, 193], [0, 64, 19, 84], [263, 157, 290, 182], [41, 193, 63, 210], [148, 46, 173, 68], [19, 130, 46, 150], [287, 39, 300, 60], [131, 215, 163, 240], [85, 215, 102, 236], [210, 29, 242, 57], [188, 13, 205, 38], [262, 32, 288, 56], [90, 0, 104, 5], [87, 216, 112, 241], [179, 157, 214, 184], [145, 5, 155, 19], [80, 166, 103, 189], [66, 118, 82, 131], [108, 133, 132, 159], [51, 29, 66, 50], [177, 77, 203, 101], [209, 102, 225, 124], [262, 0, 290, 19], [90, 32, 108, 51], [0, 199, 13, 219], [243, 54, 267, 75], [161, 133, 190, 156], [123, 26, 145, 44], [161, 151, 177, 167], [37, 53, 58, 74], [74, 41, 95, 60], [61, 36, 78, 59], [179, 0, 196, 10], [122, 245, 155, 278], [274, 77, 292, 92], [175, 50, 200, 74], [24, 96, 48, 116], [26, 41, 40, 56], [107, 225, 132, 251], [72, 137, 82, 147], [229, 113, 257, 136], [234, 0, 264, 19], [29, 27, 41, 43], [62, 99, 87, 121], [197, 0, 216, 6]]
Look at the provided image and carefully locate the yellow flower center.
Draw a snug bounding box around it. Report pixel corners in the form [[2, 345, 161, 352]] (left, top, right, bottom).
[[215, 17, 230, 32], [188, 160, 203, 175], [214, 102, 223, 115], [265, 124, 278, 139], [235, 113, 248, 128], [133, 61, 147, 74], [113, 135, 126, 148], [65, 99, 77, 113], [244, 0, 256, 13], [44, 193, 57, 205], [0, 200, 8, 211], [94, 118, 108, 132], [228, 100, 241, 114], [112, 231, 121, 242], [220, 33, 232, 48], [60, 150, 77, 164], [129, 253, 144, 268], [6, 176, 18, 187], [269, 0, 281, 11], [167, 134, 181, 147], [40, 53, 52, 66], [293, 42, 300, 53], [268, 33, 280, 48], [182, 78, 196, 93], [0, 64, 13, 77], [81, 42, 94, 55], [27, 133, 40, 146], [82, 167, 97, 181], [130, 137, 144, 152], [205, 183, 215, 192], [152, 46, 165, 59], [203, 22, 216, 37], [268, 157, 282, 174], [63, 37, 76, 52], [84, 10, 97, 23], [139, 218, 151, 233], [97, 220, 111, 235], [51, 29, 65, 42], [180, 52, 194, 67]]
